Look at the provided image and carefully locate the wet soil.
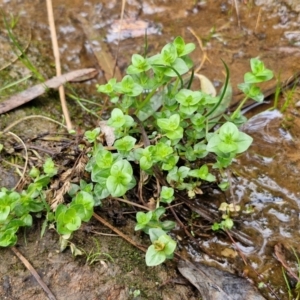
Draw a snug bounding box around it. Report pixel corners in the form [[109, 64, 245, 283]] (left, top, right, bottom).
[[0, 218, 199, 300], [1, 0, 300, 299]]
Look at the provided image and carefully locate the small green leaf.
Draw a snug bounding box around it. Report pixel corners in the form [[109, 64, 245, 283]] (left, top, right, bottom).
[[123, 115, 135, 128], [161, 43, 178, 65], [218, 181, 230, 191], [164, 58, 189, 77], [114, 136, 137, 153], [165, 126, 183, 140], [146, 230, 177, 266], [207, 122, 253, 156], [64, 208, 82, 231], [72, 191, 94, 221], [110, 159, 133, 177], [97, 78, 117, 94], [161, 220, 176, 231], [152, 144, 172, 163], [20, 214, 33, 226], [140, 155, 153, 170], [29, 167, 40, 178], [238, 83, 264, 102], [33, 175, 51, 191], [189, 164, 216, 182], [173, 36, 196, 57], [212, 223, 221, 231], [194, 143, 208, 158], [85, 128, 101, 143], [106, 160, 135, 197], [0, 229, 17, 247], [149, 228, 167, 242], [43, 158, 57, 177], [167, 166, 190, 184], [160, 186, 174, 203], [127, 54, 151, 74], [146, 245, 166, 266], [178, 166, 190, 179], [135, 211, 152, 229], [0, 206, 10, 222], [157, 114, 180, 131], [152, 207, 166, 222], [162, 156, 179, 171], [91, 165, 110, 182], [94, 181, 110, 201], [158, 234, 177, 256], [179, 104, 198, 115], [175, 89, 202, 106], [114, 75, 143, 96], [107, 108, 126, 128], [245, 58, 274, 83], [223, 218, 234, 230]]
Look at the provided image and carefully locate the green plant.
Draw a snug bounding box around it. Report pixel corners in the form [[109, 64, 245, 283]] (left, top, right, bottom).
[[81, 237, 114, 265], [212, 202, 241, 231], [135, 207, 175, 234], [83, 37, 274, 266], [129, 289, 141, 298], [145, 228, 176, 266], [231, 57, 273, 121], [0, 36, 274, 268], [54, 179, 97, 242], [0, 158, 57, 247], [54, 190, 94, 237]]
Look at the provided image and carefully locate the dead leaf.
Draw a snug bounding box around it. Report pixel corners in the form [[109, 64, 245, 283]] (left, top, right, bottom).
[[178, 260, 266, 300], [99, 121, 115, 146], [0, 68, 97, 114], [194, 73, 216, 96]]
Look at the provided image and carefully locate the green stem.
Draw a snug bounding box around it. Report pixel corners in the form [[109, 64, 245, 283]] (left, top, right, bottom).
[[134, 87, 159, 115], [231, 96, 249, 120], [171, 77, 180, 95]]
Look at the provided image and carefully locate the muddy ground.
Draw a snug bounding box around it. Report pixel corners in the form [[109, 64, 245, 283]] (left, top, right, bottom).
[[0, 218, 200, 300]]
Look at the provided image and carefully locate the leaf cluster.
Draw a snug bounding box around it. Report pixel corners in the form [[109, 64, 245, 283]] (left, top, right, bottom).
[[88, 37, 274, 266], [0, 158, 57, 247], [0, 37, 275, 269]]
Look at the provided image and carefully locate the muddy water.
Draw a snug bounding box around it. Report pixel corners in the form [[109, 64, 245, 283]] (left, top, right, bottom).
[[1, 0, 300, 299]]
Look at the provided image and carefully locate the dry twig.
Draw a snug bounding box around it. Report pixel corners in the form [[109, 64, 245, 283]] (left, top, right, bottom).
[[11, 246, 57, 300], [5, 132, 29, 191], [92, 212, 147, 253], [46, 0, 72, 130]]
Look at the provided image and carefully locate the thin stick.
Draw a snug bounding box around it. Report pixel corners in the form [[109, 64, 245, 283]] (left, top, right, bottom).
[[92, 212, 147, 253], [112, 0, 126, 78], [91, 231, 118, 237], [254, 8, 262, 33], [5, 132, 28, 191], [46, 0, 72, 131], [187, 27, 211, 73], [113, 197, 151, 211], [11, 246, 57, 300], [233, 0, 241, 27]]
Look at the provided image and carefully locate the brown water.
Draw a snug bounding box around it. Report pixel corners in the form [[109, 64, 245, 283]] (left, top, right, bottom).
[[1, 0, 300, 299]]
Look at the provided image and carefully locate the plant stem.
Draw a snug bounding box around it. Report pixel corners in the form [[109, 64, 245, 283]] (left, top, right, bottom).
[[231, 96, 248, 119], [134, 87, 158, 115]]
